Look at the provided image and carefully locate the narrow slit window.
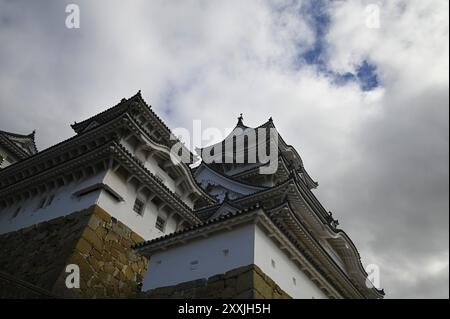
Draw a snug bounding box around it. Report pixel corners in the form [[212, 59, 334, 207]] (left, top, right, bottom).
[[46, 195, 55, 207], [12, 207, 21, 219], [37, 197, 47, 210]]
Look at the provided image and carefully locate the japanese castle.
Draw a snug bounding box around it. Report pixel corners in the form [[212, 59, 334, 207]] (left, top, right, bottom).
[[0, 92, 384, 299]]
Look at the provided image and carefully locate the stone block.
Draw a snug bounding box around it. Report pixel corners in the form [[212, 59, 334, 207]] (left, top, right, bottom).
[[225, 264, 253, 279], [233, 289, 255, 299], [122, 265, 135, 281], [207, 279, 224, 291], [221, 287, 237, 298], [131, 263, 140, 273], [236, 270, 254, 293], [208, 274, 225, 283], [92, 206, 112, 222], [112, 224, 129, 238], [254, 279, 273, 298], [75, 237, 92, 255], [103, 263, 116, 274], [131, 232, 144, 244], [118, 252, 128, 265], [90, 249, 102, 260], [225, 277, 236, 288], [82, 227, 103, 251], [87, 215, 101, 231], [120, 237, 133, 248], [95, 226, 108, 239], [253, 290, 266, 299], [154, 285, 175, 296], [105, 232, 119, 243]]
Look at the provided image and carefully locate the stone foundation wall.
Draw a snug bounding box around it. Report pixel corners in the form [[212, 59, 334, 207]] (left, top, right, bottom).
[[0, 270, 54, 299], [0, 208, 91, 291], [140, 264, 291, 299], [0, 205, 147, 298], [53, 205, 148, 298]]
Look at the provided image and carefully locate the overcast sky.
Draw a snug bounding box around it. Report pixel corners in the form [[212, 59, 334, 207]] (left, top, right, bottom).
[[0, 0, 448, 298]]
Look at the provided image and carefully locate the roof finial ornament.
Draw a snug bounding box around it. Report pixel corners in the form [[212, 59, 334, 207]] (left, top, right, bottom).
[[268, 116, 273, 122], [237, 113, 244, 126]]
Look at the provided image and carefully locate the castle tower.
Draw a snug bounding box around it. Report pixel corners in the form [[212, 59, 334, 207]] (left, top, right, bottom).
[[0, 94, 383, 299], [136, 115, 384, 299]]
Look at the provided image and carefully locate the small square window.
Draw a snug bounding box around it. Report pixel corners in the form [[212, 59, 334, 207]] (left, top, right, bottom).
[[155, 216, 166, 232], [222, 249, 230, 256], [190, 260, 199, 270], [133, 198, 145, 215]]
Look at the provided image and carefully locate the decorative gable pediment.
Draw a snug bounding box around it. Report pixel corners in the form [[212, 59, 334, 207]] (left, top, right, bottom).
[[209, 201, 241, 220], [80, 120, 100, 133]]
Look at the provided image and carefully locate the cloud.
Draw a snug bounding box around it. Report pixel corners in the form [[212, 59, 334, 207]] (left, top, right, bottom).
[[320, 0, 449, 298], [0, 0, 448, 298]]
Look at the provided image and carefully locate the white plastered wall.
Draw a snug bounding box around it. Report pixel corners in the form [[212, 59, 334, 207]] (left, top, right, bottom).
[[142, 220, 328, 299], [0, 172, 106, 235]]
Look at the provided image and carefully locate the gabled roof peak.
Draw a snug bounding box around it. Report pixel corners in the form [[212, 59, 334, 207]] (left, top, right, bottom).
[[257, 116, 276, 129], [232, 115, 275, 131], [0, 129, 38, 158]]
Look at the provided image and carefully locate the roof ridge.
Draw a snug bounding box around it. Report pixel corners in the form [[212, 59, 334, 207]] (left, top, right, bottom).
[[71, 92, 137, 131], [0, 130, 36, 139]]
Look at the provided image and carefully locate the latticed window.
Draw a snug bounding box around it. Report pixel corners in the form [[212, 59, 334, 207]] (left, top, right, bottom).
[[154, 173, 164, 183], [133, 198, 145, 215], [155, 216, 166, 232]]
